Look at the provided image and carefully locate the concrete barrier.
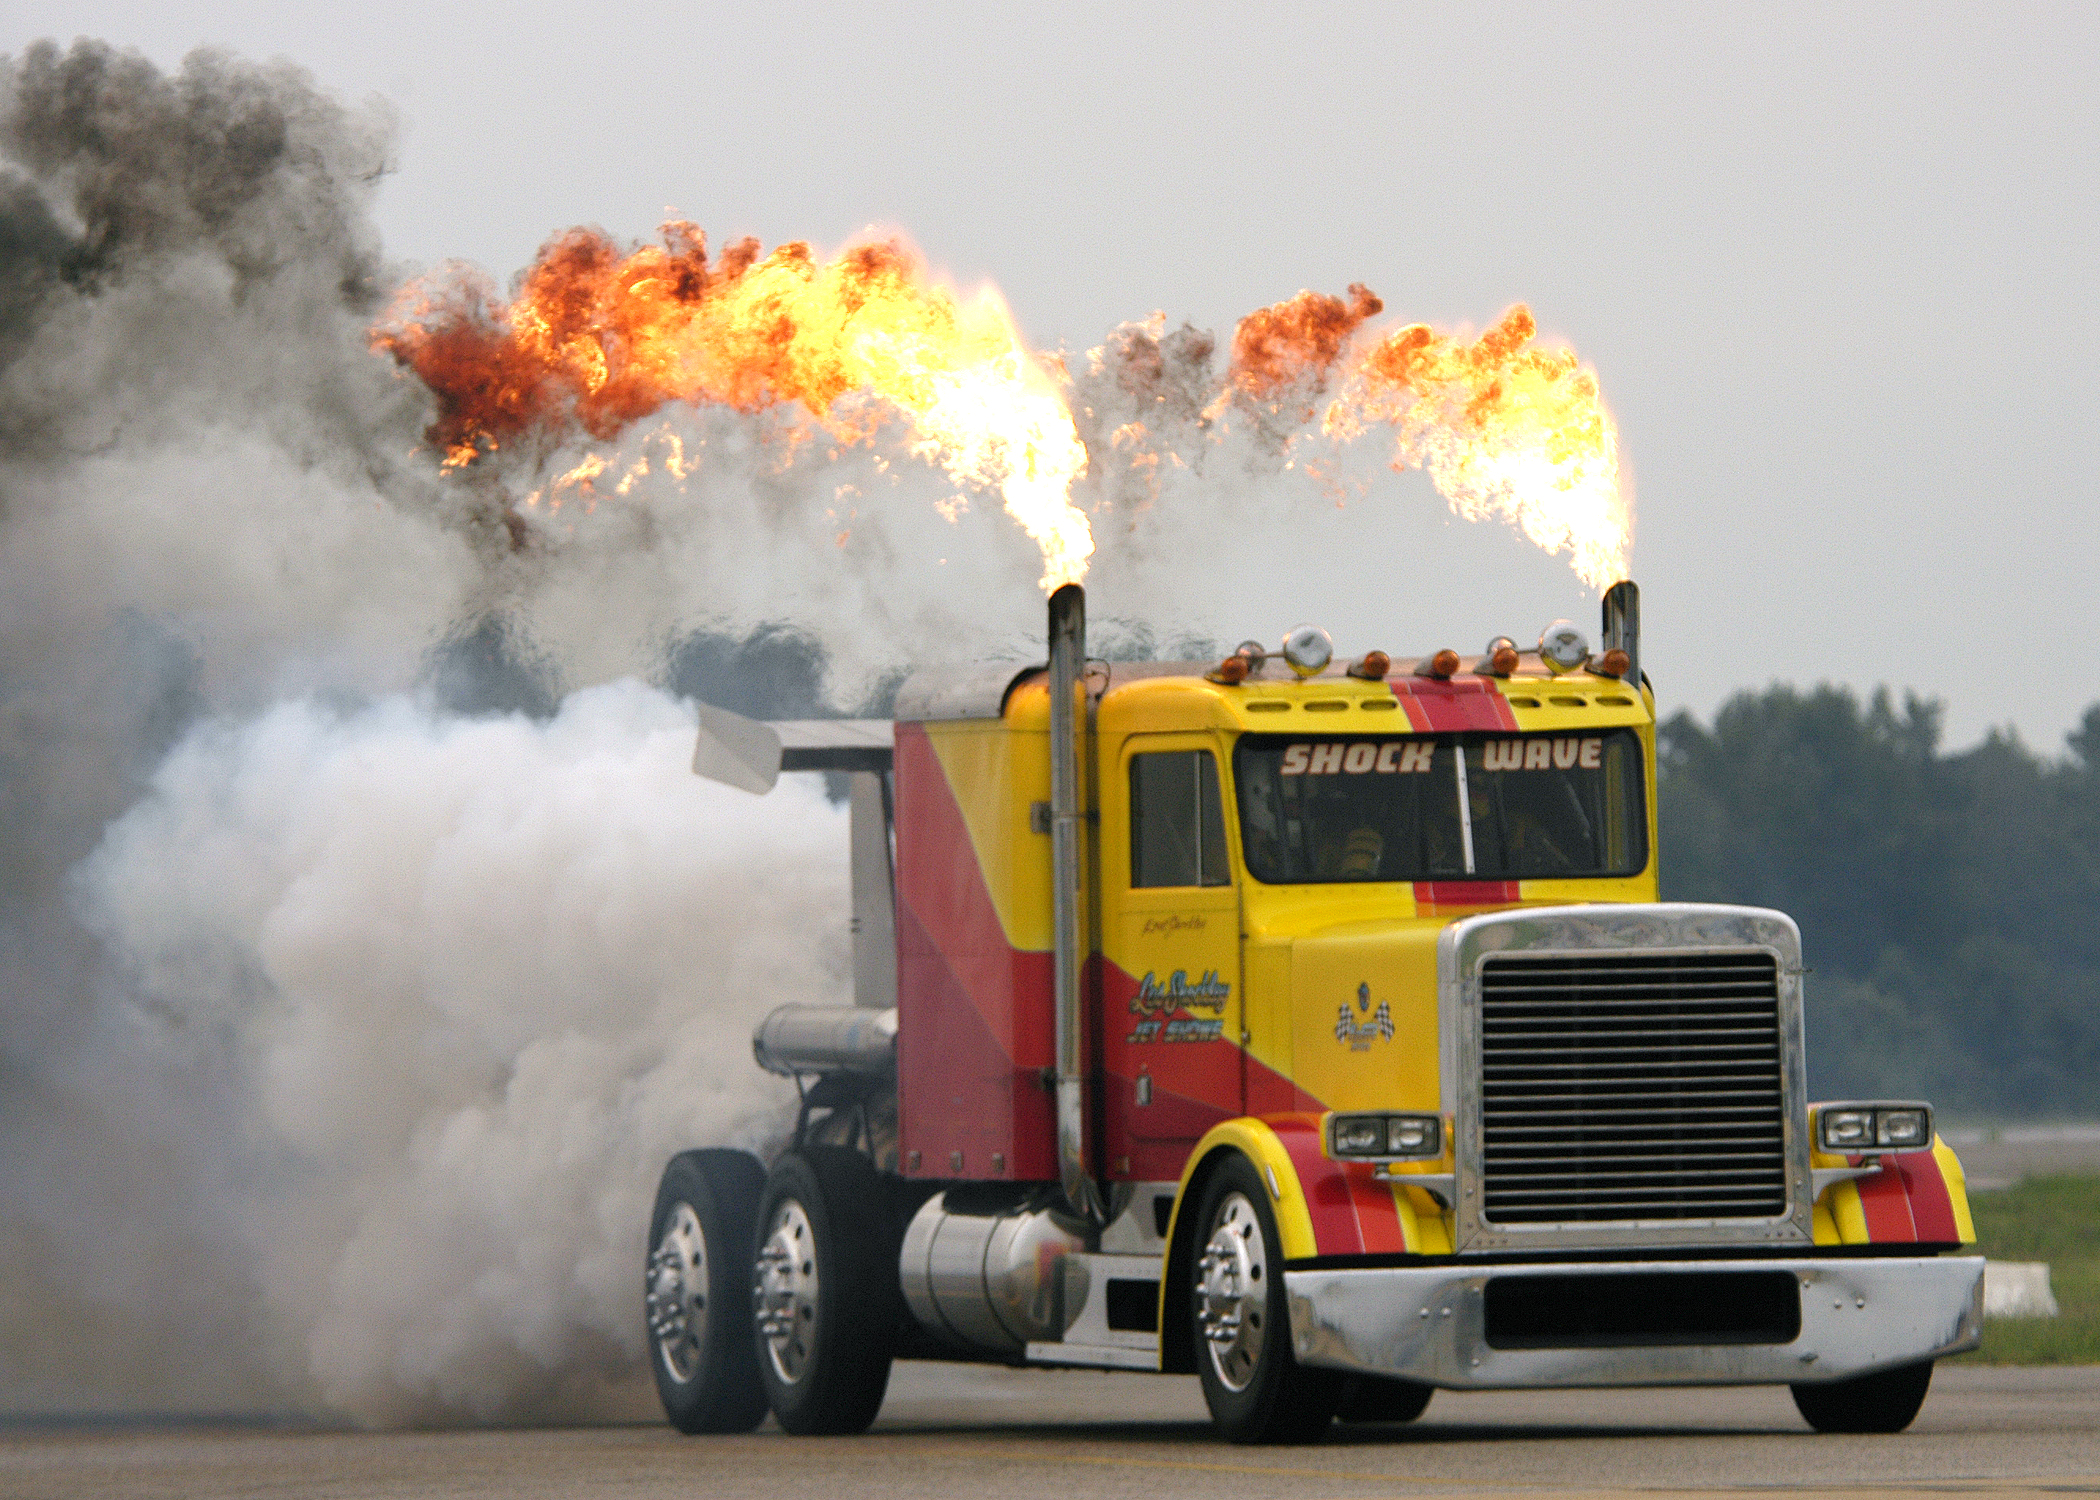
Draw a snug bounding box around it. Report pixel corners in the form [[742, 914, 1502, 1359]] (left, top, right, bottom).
[[1983, 1261, 2060, 1318]]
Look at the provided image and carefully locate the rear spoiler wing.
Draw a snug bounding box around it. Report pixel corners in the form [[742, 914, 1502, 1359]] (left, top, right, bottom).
[[690, 703, 897, 1011], [690, 705, 892, 793]]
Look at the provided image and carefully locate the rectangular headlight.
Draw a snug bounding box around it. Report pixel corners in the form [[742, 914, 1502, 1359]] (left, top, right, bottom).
[[1818, 1108, 1875, 1150], [1387, 1115, 1441, 1157], [1328, 1112, 1442, 1160], [1331, 1115, 1386, 1156], [1817, 1102, 1933, 1153]]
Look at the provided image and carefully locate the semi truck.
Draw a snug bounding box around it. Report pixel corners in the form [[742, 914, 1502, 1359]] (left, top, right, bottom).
[[644, 581, 1983, 1443]]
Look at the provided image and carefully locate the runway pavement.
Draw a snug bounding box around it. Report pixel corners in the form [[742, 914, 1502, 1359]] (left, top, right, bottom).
[[1942, 1126, 2100, 1190], [4, 1362, 2097, 1500]]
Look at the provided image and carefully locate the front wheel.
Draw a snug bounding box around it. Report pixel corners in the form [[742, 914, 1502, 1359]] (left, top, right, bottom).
[[646, 1149, 769, 1433], [1791, 1360, 1934, 1433], [1192, 1154, 1339, 1444]]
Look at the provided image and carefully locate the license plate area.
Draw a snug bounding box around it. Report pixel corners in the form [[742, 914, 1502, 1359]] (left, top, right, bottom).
[[1483, 1270, 1801, 1349]]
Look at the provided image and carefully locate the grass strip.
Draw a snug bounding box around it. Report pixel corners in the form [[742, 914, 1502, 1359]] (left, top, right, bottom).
[[1952, 1172, 2100, 1364]]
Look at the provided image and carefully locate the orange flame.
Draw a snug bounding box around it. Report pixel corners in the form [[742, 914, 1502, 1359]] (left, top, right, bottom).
[[1199, 288, 1629, 587], [1226, 283, 1383, 399], [372, 224, 1091, 588], [374, 223, 1629, 594], [1324, 304, 1629, 589]]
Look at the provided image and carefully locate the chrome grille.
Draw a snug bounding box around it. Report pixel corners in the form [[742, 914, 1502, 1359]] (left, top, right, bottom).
[[1478, 951, 1787, 1224]]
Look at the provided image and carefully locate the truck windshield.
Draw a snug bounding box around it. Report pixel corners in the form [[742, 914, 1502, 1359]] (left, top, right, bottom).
[[1233, 730, 1647, 883]]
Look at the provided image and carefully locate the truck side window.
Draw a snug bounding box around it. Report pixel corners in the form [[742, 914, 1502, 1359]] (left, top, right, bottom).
[[1130, 751, 1230, 888]]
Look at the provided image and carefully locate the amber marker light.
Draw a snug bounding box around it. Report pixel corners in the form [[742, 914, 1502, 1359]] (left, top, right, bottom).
[[1347, 650, 1391, 680], [1418, 648, 1460, 680], [1480, 636, 1521, 676], [1599, 647, 1631, 678], [1207, 655, 1250, 685]]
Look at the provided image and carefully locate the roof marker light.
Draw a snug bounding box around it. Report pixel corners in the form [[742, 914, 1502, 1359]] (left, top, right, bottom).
[[1206, 654, 1249, 685], [1281, 624, 1332, 678], [1479, 636, 1520, 677], [1539, 620, 1590, 674], [1598, 647, 1631, 679], [1347, 650, 1391, 680], [1417, 648, 1460, 680]]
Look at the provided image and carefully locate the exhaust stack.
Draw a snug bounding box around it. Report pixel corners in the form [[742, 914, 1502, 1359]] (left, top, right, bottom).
[[1047, 583, 1104, 1225], [1602, 579, 1640, 688]]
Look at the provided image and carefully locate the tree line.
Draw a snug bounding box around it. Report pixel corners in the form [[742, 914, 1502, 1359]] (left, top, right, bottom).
[[1658, 686, 2100, 1119]]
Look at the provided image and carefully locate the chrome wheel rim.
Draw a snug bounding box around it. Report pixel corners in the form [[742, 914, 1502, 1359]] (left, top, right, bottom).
[[646, 1202, 709, 1384], [1196, 1190, 1268, 1392], [753, 1199, 818, 1385]]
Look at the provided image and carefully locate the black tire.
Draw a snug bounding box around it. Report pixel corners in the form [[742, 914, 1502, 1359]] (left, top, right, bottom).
[[751, 1147, 902, 1436], [646, 1149, 769, 1434], [1334, 1374, 1434, 1424], [1791, 1360, 1934, 1434], [1191, 1153, 1340, 1444]]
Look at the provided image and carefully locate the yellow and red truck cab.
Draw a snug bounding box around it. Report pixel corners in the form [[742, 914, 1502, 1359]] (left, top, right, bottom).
[[648, 582, 1984, 1444]]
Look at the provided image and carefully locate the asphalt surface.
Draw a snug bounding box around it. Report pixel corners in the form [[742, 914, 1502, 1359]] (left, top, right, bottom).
[[5, 1363, 2096, 1500]]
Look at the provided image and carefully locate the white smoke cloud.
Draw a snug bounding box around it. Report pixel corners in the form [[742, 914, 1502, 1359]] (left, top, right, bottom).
[[0, 41, 859, 1424], [68, 683, 820, 1424]]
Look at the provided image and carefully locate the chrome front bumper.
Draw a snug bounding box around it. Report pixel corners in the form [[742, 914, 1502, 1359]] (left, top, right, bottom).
[[1285, 1255, 1984, 1388]]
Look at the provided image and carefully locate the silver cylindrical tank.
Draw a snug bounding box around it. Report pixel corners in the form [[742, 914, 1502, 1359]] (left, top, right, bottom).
[[900, 1190, 1088, 1357], [751, 1004, 896, 1077]]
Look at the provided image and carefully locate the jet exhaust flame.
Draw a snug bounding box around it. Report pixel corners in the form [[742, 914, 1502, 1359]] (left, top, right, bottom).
[[373, 225, 1094, 589], [375, 224, 1630, 594], [1224, 282, 1385, 401], [1327, 304, 1630, 591]]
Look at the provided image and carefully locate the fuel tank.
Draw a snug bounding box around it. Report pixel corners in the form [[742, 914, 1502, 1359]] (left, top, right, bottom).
[[899, 1186, 1089, 1357]]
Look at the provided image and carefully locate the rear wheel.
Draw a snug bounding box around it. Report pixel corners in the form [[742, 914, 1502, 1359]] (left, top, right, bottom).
[[1334, 1374, 1434, 1424], [646, 1149, 769, 1433], [1192, 1154, 1339, 1444], [1791, 1360, 1934, 1433], [752, 1147, 900, 1435]]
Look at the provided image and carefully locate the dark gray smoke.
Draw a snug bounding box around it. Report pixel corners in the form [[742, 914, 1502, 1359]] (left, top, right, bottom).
[[0, 38, 446, 1418], [0, 40, 416, 475]]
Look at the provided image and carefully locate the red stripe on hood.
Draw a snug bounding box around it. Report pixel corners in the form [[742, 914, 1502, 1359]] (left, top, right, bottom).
[[1393, 677, 1521, 733], [1854, 1157, 1920, 1240]]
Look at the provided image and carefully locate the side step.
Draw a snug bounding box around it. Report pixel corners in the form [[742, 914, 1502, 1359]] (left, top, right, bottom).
[[1025, 1253, 1162, 1372]]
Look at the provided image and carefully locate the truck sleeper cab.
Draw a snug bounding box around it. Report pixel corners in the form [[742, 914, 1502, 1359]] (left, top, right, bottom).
[[646, 582, 1983, 1444]]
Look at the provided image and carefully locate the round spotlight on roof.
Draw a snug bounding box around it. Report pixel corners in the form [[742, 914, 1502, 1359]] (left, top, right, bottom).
[[1280, 624, 1333, 678], [1233, 639, 1269, 671], [1538, 620, 1590, 674]]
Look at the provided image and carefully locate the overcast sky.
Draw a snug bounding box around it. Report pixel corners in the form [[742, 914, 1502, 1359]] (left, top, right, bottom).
[[8, 2, 2096, 750]]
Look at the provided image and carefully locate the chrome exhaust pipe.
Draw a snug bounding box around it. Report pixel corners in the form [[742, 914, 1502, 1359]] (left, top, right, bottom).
[[751, 1004, 897, 1076], [1047, 583, 1104, 1225], [1602, 579, 1640, 688]]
